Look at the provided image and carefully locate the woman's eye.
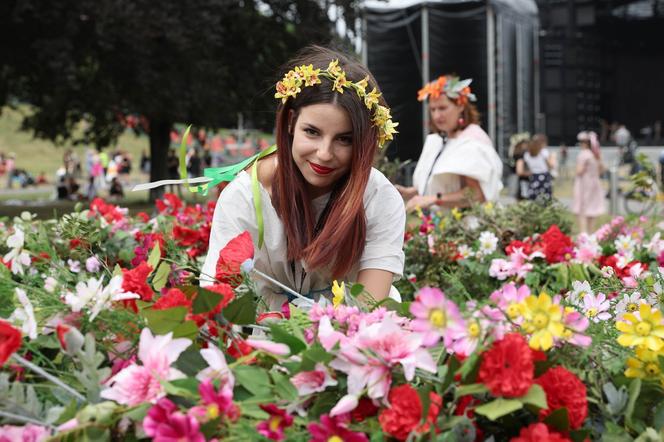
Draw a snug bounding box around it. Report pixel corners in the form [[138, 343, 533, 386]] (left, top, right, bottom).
[[303, 128, 318, 136], [338, 136, 352, 145]]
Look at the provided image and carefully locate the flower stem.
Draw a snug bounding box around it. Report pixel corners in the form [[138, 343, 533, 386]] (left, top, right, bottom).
[[11, 354, 86, 402], [0, 410, 54, 429], [251, 268, 313, 305]]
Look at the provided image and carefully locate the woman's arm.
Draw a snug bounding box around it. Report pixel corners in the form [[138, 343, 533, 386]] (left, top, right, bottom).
[[404, 176, 485, 211], [516, 158, 529, 177], [394, 184, 418, 201], [357, 268, 394, 302], [576, 155, 588, 176]]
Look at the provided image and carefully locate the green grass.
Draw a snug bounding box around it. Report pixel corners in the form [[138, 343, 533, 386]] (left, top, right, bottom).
[[0, 106, 150, 183]]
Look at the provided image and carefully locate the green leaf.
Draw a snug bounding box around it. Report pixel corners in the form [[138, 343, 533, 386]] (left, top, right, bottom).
[[457, 352, 480, 383], [152, 261, 170, 292], [570, 429, 592, 442], [543, 407, 570, 432], [270, 324, 306, 355], [455, 383, 488, 398], [192, 287, 224, 314], [418, 385, 432, 426], [654, 401, 664, 431], [162, 379, 198, 399], [474, 398, 523, 421], [350, 283, 364, 297], [300, 343, 333, 371], [272, 371, 298, 402], [222, 293, 256, 325], [175, 346, 208, 376], [309, 391, 338, 419], [625, 378, 642, 428], [172, 320, 199, 340], [141, 306, 187, 334], [112, 264, 123, 278], [147, 242, 161, 271], [519, 384, 547, 409], [234, 365, 271, 397], [124, 403, 151, 422]]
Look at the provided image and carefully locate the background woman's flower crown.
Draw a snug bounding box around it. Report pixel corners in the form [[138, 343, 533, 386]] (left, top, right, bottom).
[[417, 75, 477, 105], [275, 60, 398, 149]]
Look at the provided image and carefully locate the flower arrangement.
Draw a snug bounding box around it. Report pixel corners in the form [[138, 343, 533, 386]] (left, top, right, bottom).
[[0, 195, 663, 441]]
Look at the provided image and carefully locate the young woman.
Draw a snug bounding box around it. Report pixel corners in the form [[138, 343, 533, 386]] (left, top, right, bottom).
[[200, 46, 405, 309], [516, 133, 555, 201], [572, 131, 606, 233], [396, 75, 503, 211]]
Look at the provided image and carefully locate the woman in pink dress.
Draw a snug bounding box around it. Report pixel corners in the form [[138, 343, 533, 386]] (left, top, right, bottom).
[[572, 131, 606, 233]]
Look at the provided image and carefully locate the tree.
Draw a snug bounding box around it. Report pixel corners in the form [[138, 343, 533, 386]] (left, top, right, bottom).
[[0, 0, 361, 200]]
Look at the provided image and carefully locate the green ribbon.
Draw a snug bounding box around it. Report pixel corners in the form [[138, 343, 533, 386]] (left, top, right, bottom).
[[191, 144, 277, 248]]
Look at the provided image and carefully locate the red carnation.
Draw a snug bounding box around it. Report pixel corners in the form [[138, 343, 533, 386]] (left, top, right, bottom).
[[478, 333, 534, 398], [538, 225, 574, 264], [378, 384, 442, 441], [511, 423, 571, 442], [155, 193, 183, 215], [136, 212, 150, 222], [0, 320, 22, 366], [121, 261, 154, 311], [351, 398, 379, 423], [173, 225, 201, 247], [506, 239, 533, 256], [215, 231, 254, 287], [153, 288, 192, 310], [536, 366, 587, 430]]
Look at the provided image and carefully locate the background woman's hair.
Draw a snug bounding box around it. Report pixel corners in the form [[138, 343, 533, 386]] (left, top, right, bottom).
[[428, 74, 481, 133], [528, 133, 548, 156], [272, 45, 387, 278]]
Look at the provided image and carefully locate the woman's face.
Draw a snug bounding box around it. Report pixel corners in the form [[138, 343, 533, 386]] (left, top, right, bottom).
[[290, 103, 353, 198], [429, 94, 464, 134]]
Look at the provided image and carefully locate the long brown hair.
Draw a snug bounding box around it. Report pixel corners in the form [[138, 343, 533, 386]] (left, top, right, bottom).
[[271, 46, 386, 278]]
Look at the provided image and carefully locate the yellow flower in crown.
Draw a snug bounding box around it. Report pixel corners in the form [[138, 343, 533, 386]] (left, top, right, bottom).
[[625, 346, 664, 385], [294, 64, 321, 87], [275, 70, 303, 103], [354, 76, 369, 97], [332, 280, 345, 308], [378, 119, 399, 146], [518, 292, 565, 351], [326, 59, 343, 77], [332, 71, 349, 94], [274, 59, 398, 149], [616, 303, 664, 351], [364, 87, 381, 110]]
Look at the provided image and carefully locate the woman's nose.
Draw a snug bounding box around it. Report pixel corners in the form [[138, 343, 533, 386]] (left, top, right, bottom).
[[317, 140, 334, 162]]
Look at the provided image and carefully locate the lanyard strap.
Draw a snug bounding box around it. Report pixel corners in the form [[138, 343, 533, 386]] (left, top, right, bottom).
[[250, 145, 277, 248]]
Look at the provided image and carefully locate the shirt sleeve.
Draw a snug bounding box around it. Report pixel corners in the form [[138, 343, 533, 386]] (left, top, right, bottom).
[[200, 175, 257, 286], [359, 171, 406, 279]]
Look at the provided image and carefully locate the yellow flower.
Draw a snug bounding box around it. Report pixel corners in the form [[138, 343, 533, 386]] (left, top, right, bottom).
[[274, 70, 302, 103], [438, 219, 446, 231], [332, 71, 348, 94], [372, 105, 392, 126], [332, 280, 345, 308], [616, 303, 664, 351], [451, 207, 462, 220], [377, 119, 398, 147], [295, 64, 321, 87], [354, 76, 369, 96], [327, 59, 342, 76], [364, 87, 381, 109], [625, 347, 664, 385], [483, 202, 494, 215], [518, 292, 565, 351]]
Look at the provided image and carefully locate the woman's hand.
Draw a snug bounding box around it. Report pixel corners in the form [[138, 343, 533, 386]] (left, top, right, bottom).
[[405, 194, 437, 212], [395, 184, 418, 201]]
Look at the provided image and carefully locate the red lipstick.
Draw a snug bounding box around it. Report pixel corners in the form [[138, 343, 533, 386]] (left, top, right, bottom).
[[309, 161, 335, 175]]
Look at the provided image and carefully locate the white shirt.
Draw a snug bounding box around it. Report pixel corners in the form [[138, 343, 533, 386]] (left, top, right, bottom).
[[412, 125, 503, 201], [523, 149, 550, 174], [200, 168, 406, 310]]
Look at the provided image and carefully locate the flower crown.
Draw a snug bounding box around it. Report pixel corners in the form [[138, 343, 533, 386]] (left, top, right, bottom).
[[417, 75, 477, 105], [274, 60, 398, 148], [509, 132, 531, 150]]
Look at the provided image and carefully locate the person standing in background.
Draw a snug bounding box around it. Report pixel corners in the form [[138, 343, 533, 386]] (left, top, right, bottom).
[[517, 134, 555, 201], [5, 153, 16, 189], [572, 131, 606, 233]]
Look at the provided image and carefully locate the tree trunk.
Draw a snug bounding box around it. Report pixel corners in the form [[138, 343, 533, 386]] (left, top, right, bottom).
[[148, 118, 172, 202]]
